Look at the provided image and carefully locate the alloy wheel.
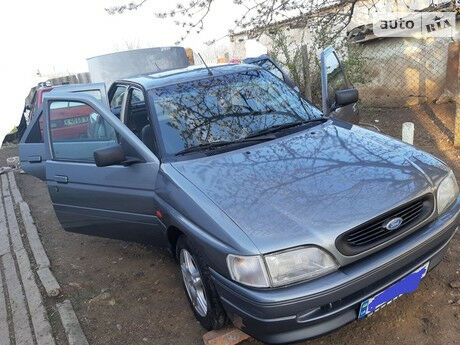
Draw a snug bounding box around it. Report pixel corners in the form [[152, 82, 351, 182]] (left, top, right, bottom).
[[180, 248, 208, 317]]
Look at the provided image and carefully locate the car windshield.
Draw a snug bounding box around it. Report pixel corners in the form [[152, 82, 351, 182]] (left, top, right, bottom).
[[151, 69, 322, 155]]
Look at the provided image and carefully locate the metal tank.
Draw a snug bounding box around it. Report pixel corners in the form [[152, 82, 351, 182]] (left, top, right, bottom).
[[87, 47, 190, 87]]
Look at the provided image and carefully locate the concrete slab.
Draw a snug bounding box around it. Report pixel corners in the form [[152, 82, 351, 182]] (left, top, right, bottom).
[[57, 300, 90, 345], [19, 201, 50, 269], [37, 268, 60, 297], [15, 249, 56, 345], [0, 270, 10, 345], [3, 196, 24, 253], [1, 252, 34, 345], [0, 197, 10, 257], [7, 172, 22, 204], [1, 174, 10, 198]]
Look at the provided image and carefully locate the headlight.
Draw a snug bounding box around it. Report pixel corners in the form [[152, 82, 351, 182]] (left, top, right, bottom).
[[437, 170, 459, 214], [264, 247, 338, 287], [227, 254, 270, 287]]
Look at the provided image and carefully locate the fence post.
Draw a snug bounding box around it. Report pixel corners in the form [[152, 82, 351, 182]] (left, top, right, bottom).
[[455, 80, 460, 147], [301, 45, 312, 100], [456, 36, 460, 148]]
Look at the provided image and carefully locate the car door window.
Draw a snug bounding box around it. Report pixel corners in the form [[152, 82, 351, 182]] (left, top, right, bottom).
[[28, 91, 38, 121], [75, 89, 102, 101], [25, 112, 44, 143], [48, 100, 119, 162], [49, 83, 108, 107], [125, 88, 149, 138], [123, 87, 157, 154]]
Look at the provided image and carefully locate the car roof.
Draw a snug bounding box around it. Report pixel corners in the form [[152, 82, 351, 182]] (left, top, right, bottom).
[[120, 63, 261, 90]]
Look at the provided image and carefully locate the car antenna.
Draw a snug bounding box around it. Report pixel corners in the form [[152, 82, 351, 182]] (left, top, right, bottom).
[[198, 53, 213, 76]]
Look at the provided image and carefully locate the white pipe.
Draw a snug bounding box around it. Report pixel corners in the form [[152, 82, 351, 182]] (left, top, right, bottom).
[[402, 122, 414, 145]]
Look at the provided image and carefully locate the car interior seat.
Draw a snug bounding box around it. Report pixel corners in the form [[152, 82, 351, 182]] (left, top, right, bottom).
[[141, 124, 156, 153]]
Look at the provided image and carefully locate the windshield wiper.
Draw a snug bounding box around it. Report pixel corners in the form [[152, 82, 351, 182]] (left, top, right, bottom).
[[244, 118, 327, 139], [175, 135, 276, 156], [175, 141, 235, 156]]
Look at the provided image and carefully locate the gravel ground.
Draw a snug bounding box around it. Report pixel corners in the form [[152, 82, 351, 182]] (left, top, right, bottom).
[[1, 103, 459, 345]]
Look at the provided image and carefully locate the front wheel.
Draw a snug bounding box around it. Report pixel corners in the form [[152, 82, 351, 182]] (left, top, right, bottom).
[[176, 235, 227, 330]]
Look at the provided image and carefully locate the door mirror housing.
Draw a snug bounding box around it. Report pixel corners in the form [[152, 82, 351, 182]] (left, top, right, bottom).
[[335, 88, 359, 108], [94, 144, 126, 167]]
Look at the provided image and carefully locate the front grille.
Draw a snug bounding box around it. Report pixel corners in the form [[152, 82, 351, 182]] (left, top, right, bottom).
[[336, 194, 434, 255]]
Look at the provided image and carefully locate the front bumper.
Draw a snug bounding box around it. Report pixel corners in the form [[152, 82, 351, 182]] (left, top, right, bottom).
[[211, 197, 460, 344]]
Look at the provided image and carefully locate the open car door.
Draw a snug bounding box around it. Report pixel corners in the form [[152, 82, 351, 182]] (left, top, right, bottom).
[[245, 52, 359, 124], [320, 47, 359, 124], [38, 92, 165, 243], [49, 82, 108, 106], [19, 83, 108, 180], [243, 55, 297, 90]]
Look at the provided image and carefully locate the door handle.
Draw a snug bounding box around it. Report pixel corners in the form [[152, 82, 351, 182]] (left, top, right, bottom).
[[28, 155, 42, 163], [54, 175, 68, 184]]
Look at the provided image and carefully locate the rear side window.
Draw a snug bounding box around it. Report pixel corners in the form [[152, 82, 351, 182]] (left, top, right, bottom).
[[110, 85, 127, 108], [256, 60, 284, 80], [25, 112, 44, 143], [130, 89, 145, 104], [49, 101, 117, 162]]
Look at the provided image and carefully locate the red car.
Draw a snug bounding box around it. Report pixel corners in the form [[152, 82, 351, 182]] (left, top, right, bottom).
[[28, 84, 106, 142]]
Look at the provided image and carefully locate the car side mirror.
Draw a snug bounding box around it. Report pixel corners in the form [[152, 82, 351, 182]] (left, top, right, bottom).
[[94, 144, 126, 167], [335, 88, 359, 108]]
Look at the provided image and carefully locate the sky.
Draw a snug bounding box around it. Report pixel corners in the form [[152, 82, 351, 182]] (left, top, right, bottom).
[[0, 0, 239, 144]]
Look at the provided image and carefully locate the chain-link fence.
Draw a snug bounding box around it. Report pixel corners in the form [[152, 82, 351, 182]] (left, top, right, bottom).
[[231, 30, 455, 108], [354, 37, 452, 107]]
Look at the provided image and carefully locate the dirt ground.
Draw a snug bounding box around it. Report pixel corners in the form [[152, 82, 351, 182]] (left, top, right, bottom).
[[1, 103, 459, 345]]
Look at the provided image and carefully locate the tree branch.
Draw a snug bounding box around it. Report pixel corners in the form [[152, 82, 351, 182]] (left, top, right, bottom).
[[105, 0, 359, 44]]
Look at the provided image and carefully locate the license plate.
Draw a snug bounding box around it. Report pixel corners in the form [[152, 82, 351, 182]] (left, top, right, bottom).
[[358, 261, 429, 318], [64, 116, 89, 127]]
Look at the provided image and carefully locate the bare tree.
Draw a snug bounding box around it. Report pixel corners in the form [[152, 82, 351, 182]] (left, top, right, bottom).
[[105, 0, 359, 44], [112, 39, 143, 52]]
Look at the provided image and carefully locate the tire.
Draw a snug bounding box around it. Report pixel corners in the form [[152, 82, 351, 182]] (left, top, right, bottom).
[[176, 235, 227, 330]]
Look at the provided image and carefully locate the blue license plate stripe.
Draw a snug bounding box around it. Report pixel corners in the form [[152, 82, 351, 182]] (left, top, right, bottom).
[[359, 262, 429, 318]]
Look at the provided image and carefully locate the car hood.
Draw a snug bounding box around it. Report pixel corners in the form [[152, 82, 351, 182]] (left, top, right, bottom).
[[171, 120, 447, 259]]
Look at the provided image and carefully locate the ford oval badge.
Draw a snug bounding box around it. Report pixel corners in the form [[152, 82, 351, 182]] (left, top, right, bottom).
[[383, 217, 404, 231]]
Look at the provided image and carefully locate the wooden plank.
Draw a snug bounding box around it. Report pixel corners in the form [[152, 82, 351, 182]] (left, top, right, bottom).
[[203, 328, 250, 345]]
